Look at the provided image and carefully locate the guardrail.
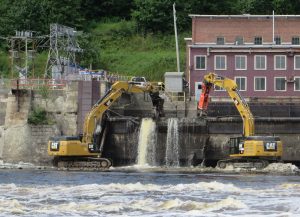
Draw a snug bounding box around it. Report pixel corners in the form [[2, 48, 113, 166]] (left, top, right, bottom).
[[165, 91, 185, 102], [10, 79, 67, 90], [151, 82, 186, 102]]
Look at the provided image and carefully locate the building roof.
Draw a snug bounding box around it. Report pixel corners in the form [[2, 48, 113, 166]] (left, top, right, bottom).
[[189, 14, 300, 19], [164, 72, 184, 77]]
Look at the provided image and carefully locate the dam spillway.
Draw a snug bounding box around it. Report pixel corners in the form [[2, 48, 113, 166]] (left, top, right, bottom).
[[2, 82, 300, 166], [165, 118, 180, 167], [137, 118, 157, 166], [103, 116, 300, 167]]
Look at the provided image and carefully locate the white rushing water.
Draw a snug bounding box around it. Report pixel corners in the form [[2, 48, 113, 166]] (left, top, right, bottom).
[[165, 118, 180, 167], [137, 118, 157, 166], [0, 168, 300, 217]]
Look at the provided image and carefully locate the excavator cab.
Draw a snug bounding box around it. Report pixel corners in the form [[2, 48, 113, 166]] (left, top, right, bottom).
[[48, 81, 164, 170], [198, 73, 283, 169]]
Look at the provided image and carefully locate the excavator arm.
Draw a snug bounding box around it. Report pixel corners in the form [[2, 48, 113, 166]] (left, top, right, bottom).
[[82, 81, 164, 145], [48, 81, 164, 169], [198, 73, 254, 137]]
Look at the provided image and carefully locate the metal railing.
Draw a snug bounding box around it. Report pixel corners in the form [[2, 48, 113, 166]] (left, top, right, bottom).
[[164, 91, 186, 102], [10, 79, 67, 90], [151, 82, 186, 102]]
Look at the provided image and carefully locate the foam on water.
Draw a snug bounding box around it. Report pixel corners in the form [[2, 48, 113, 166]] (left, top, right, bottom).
[[0, 160, 49, 170], [263, 163, 299, 173], [0, 199, 26, 214], [0, 174, 300, 217], [158, 197, 247, 212]]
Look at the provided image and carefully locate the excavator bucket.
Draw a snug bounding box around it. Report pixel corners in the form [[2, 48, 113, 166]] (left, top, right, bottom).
[[149, 92, 165, 118], [197, 82, 212, 116]]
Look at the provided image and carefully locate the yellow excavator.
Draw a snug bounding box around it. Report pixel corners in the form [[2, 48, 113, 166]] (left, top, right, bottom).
[[48, 81, 164, 170], [198, 73, 283, 169]]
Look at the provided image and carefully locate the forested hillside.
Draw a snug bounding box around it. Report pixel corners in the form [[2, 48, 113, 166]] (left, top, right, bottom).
[[0, 0, 299, 80]]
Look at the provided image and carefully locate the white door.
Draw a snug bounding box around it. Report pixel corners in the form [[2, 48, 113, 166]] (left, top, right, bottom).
[[194, 82, 202, 101]]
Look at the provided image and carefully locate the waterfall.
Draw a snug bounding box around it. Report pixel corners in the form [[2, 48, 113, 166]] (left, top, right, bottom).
[[137, 118, 157, 166], [200, 141, 207, 167], [165, 118, 180, 167]]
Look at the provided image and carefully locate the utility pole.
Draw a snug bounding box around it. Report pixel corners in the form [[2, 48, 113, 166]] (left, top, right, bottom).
[[173, 3, 180, 73], [273, 10, 275, 44]]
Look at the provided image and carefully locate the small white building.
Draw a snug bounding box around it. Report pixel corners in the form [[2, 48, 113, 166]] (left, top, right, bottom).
[[164, 72, 184, 92]]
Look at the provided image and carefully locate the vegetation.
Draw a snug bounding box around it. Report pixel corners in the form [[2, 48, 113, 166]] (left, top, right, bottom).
[[28, 107, 52, 125], [38, 85, 50, 100], [0, 0, 299, 80]]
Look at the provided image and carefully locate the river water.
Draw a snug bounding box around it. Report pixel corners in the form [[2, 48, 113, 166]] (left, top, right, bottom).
[[0, 164, 300, 217]]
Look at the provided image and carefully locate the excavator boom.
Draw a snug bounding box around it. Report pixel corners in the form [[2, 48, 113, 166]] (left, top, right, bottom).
[[198, 73, 254, 137], [198, 72, 282, 169], [48, 81, 164, 170]]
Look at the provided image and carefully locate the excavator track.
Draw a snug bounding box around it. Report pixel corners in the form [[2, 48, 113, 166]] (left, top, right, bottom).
[[55, 157, 112, 171], [217, 158, 270, 170]]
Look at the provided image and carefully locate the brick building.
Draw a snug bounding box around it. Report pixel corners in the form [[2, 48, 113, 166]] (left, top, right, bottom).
[[186, 15, 300, 101]]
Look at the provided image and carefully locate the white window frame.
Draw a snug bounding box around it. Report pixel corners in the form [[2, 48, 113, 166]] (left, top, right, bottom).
[[274, 55, 286, 70], [235, 55, 247, 70], [214, 55, 227, 70], [274, 77, 286, 91], [294, 55, 300, 70], [254, 55, 267, 70], [214, 85, 225, 91], [294, 76, 300, 91], [254, 76, 267, 91], [194, 55, 206, 70], [234, 76, 247, 91]]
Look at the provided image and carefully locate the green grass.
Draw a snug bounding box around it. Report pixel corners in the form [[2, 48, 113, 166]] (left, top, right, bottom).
[[0, 51, 47, 78], [90, 20, 189, 81], [0, 20, 190, 81]]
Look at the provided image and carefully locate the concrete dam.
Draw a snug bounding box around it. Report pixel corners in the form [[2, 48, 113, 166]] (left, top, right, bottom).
[[1, 80, 300, 167]]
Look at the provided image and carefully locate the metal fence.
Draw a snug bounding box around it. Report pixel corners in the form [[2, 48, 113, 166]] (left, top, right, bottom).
[[10, 79, 67, 90]]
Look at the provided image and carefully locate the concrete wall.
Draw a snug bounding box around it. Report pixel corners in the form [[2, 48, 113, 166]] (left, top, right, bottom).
[[1, 125, 59, 164], [102, 116, 300, 166], [103, 117, 208, 166], [0, 82, 78, 165], [1, 81, 300, 167]]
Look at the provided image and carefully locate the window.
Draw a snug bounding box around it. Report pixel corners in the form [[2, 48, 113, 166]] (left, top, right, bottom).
[[254, 36, 262, 45], [292, 36, 300, 45], [235, 55, 247, 70], [274, 36, 281, 45], [254, 55, 267, 70], [235, 36, 244, 45], [235, 77, 247, 91], [295, 77, 300, 91], [274, 55, 286, 70], [294, 55, 300, 69], [214, 85, 225, 91], [214, 55, 227, 70], [254, 77, 266, 91], [274, 77, 286, 91], [195, 55, 206, 70], [217, 37, 225, 45]]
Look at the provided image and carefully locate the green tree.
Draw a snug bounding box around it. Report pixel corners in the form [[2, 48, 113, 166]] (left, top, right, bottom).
[[81, 0, 134, 22], [132, 0, 240, 33]]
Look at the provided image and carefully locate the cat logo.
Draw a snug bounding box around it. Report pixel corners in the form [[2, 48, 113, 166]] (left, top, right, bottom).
[[264, 142, 277, 151], [50, 141, 59, 151]]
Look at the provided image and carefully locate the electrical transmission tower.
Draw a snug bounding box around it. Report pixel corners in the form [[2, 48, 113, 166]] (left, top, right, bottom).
[[8, 31, 36, 79], [44, 23, 82, 79]]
